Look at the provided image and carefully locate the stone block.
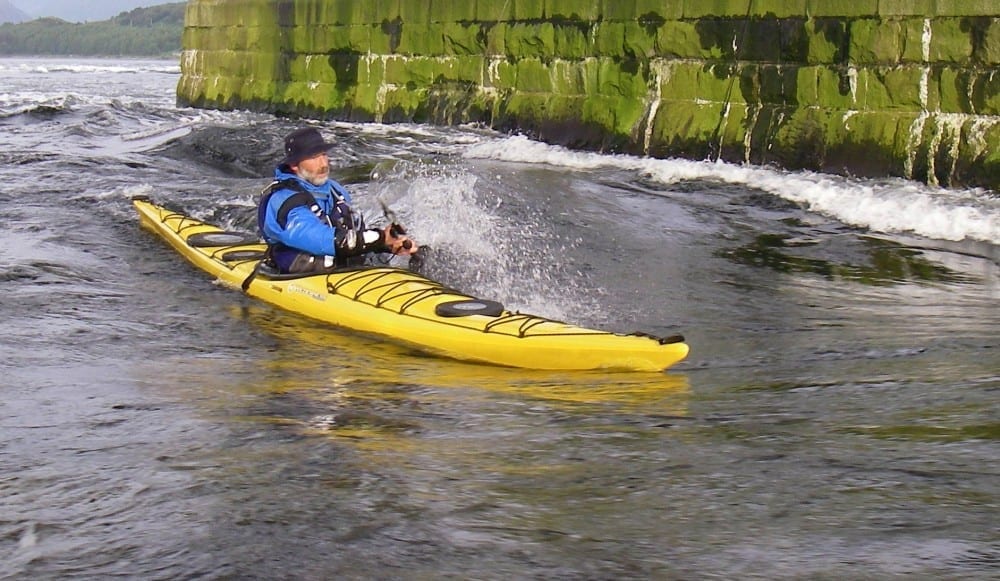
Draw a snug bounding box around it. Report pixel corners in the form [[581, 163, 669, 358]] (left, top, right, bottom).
[[849, 19, 904, 64], [936, 68, 973, 113], [183, 1, 206, 27], [807, 0, 879, 18], [513, 0, 547, 21], [430, 0, 479, 23], [514, 58, 555, 92], [623, 22, 659, 59], [243, 0, 275, 26], [683, 0, 758, 19], [593, 22, 627, 58], [878, 0, 935, 17], [970, 68, 1000, 114], [281, 80, 340, 114], [794, 66, 820, 106], [181, 27, 219, 52], [581, 93, 646, 141], [545, 0, 601, 22], [399, 1, 432, 24], [483, 23, 507, 54], [860, 67, 901, 110], [397, 23, 447, 55], [935, 0, 999, 17], [540, 95, 587, 127], [477, 0, 515, 22], [288, 26, 316, 53], [441, 22, 487, 55], [453, 55, 488, 83], [756, 64, 800, 105], [880, 66, 927, 110], [578, 58, 602, 93], [814, 65, 864, 109], [500, 92, 554, 129], [296, 1, 335, 25], [738, 18, 784, 62], [369, 23, 395, 54], [374, 0, 402, 23], [552, 21, 593, 59], [381, 55, 414, 85], [296, 1, 381, 26], [955, 119, 999, 190], [717, 102, 750, 160], [188, 0, 272, 27], [739, 64, 763, 103], [777, 18, 810, 62], [242, 27, 283, 52], [691, 18, 740, 60], [654, 21, 707, 59], [647, 100, 727, 159], [806, 18, 849, 64], [658, 61, 744, 103], [601, 0, 683, 21], [383, 56, 441, 85], [897, 18, 926, 63], [356, 54, 385, 86], [351, 80, 380, 118], [844, 112, 917, 175], [306, 54, 340, 84], [380, 85, 427, 119], [241, 72, 279, 103], [487, 57, 518, 88], [299, 25, 373, 53], [980, 17, 1000, 66], [550, 59, 589, 94], [751, 0, 808, 19], [505, 22, 556, 58], [929, 18, 974, 63], [595, 59, 647, 98]]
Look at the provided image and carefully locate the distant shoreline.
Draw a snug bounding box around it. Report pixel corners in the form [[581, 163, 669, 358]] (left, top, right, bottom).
[[0, 3, 183, 57]]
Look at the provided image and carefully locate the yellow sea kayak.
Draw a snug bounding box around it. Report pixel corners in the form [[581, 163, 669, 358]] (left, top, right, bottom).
[[133, 197, 689, 371]]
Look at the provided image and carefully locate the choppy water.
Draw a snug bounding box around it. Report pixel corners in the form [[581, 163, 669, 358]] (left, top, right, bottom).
[[1, 57, 997, 579]]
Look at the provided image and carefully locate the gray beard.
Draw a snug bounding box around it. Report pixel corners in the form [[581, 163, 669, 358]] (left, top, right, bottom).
[[298, 166, 328, 186]]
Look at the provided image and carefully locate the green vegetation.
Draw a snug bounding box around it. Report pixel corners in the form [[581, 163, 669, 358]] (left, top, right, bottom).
[[0, 3, 184, 56]]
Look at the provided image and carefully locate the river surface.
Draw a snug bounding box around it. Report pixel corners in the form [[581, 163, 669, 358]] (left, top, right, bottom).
[[1, 57, 998, 579]]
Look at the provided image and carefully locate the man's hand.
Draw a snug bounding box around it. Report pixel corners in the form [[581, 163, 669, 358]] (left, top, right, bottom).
[[382, 224, 418, 255]]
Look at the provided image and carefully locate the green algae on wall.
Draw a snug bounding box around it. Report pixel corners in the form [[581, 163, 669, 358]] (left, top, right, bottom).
[[178, 0, 1000, 190]]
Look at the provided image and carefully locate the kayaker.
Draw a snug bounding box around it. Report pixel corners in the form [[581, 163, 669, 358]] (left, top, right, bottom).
[[257, 127, 418, 273]]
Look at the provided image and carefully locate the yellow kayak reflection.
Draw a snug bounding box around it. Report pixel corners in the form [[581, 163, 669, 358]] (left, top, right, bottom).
[[231, 306, 690, 444]]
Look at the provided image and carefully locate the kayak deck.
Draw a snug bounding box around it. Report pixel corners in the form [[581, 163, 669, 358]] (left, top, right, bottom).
[[133, 197, 689, 371]]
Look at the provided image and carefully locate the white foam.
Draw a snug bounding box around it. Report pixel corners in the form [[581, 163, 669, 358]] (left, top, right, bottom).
[[0, 60, 179, 75], [464, 136, 999, 244]]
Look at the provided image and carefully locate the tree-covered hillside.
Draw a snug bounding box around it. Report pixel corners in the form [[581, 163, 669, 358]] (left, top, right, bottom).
[[0, 2, 184, 56]]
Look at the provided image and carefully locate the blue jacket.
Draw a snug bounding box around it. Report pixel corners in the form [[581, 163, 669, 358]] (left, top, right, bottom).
[[260, 166, 354, 259]]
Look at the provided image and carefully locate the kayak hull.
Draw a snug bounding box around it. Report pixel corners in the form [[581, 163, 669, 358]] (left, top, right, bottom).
[[133, 197, 689, 371]]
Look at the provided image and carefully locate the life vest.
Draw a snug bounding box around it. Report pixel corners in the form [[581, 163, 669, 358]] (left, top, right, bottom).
[[256, 178, 369, 271]]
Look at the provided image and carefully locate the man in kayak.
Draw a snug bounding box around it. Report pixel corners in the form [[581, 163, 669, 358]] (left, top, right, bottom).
[[257, 127, 417, 273]]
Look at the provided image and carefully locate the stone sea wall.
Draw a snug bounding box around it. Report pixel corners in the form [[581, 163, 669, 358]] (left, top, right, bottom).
[[178, 0, 1000, 189]]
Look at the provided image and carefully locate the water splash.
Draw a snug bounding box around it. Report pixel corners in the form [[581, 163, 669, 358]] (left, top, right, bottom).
[[365, 160, 586, 320]]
